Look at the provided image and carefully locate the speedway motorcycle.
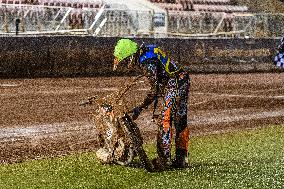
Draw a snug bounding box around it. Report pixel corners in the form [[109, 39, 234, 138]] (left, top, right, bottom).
[[80, 76, 154, 172]]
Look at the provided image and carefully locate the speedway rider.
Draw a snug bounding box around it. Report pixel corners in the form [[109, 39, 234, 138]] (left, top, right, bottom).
[[274, 35, 284, 69], [113, 39, 190, 169]]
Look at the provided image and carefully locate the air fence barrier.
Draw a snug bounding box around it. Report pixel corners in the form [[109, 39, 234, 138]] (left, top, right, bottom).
[[0, 36, 282, 78]]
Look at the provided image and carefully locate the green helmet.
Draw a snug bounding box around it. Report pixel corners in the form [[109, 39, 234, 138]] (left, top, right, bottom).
[[114, 39, 138, 62]]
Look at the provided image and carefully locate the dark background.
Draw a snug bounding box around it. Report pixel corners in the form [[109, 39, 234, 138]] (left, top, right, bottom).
[[0, 36, 282, 78]]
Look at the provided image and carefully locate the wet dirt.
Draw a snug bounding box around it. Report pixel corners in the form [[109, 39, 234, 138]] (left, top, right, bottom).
[[0, 73, 283, 163]]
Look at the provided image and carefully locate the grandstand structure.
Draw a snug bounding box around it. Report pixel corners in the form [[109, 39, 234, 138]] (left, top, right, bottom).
[[0, 0, 283, 37]]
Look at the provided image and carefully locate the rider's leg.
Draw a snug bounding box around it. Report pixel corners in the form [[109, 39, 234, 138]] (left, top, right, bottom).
[[174, 72, 190, 168], [154, 79, 177, 169], [157, 96, 174, 160]]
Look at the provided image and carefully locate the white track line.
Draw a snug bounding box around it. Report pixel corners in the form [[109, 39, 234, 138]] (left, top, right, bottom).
[[190, 96, 221, 106], [3, 88, 282, 99], [1, 108, 283, 142], [191, 92, 284, 106], [0, 87, 150, 97], [0, 83, 19, 87], [0, 122, 95, 142], [193, 92, 284, 99], [190, 110, 284, 125], [249, 87, 284, 93]]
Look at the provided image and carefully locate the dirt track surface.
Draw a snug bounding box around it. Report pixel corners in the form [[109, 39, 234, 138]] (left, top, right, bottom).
[[1, 73, 284, 163]]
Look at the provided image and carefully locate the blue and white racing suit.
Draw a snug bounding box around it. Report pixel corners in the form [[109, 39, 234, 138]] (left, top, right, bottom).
[[134, 45, 190, 161]]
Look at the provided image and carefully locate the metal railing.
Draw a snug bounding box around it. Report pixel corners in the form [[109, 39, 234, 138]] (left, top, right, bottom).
[[98, 9, 153, 37], [0, 3, 284, 38], [0, 3, 104, 35], [164, 12, 284, 38]]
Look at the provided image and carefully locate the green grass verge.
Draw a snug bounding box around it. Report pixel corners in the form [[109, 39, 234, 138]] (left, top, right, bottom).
[[0, 125, 283, 189]]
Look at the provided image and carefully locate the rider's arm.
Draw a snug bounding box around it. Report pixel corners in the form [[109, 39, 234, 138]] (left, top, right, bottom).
[[136, 59, 160, 111]]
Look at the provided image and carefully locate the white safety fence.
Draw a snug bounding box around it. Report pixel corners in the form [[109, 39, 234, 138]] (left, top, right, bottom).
[[235, 13, 284, 38], [0, 3, 156, 36], [0, 3, 102, 35], [167, 12, 284, 38], [0, 3, 284, 38]]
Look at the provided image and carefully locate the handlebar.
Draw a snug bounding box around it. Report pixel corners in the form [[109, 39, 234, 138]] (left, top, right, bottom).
[[79, 75, 145, 108]]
